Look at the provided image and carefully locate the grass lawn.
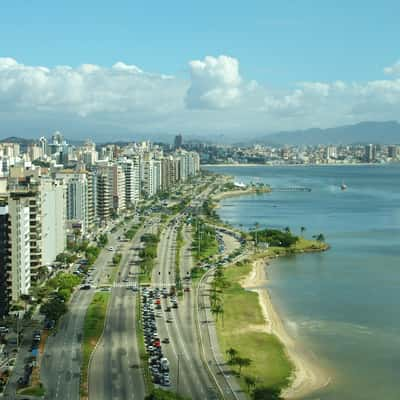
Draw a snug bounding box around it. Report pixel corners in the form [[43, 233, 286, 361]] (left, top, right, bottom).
[[80, 292, 110, 398], [18, 383, 46, 396], [215, 262, 293, 396]]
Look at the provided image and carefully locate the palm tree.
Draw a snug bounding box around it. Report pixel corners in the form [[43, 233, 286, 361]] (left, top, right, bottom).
[[300, 226, 306, 236], [211, 303, 224, 322], [226, 347, 238, 363], [210, 292, 221, 308], [316, 233, 325, 242], [244, 375, 256, 393], [284, 226, 291, 234], [233, 356, 252, 376]]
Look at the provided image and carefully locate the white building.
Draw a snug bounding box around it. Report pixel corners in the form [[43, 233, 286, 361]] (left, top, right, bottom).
[[8, 198, 31, 300], [56, 172, 89, 235], [40, 178, 66, 265]]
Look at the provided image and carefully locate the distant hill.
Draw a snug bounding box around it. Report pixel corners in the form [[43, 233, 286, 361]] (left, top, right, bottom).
[[253, 121, 400, 146], [0, 136, 35, 145]]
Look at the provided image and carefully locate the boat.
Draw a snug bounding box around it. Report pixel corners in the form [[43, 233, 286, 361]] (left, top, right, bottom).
[[341, 183, 347, 190]]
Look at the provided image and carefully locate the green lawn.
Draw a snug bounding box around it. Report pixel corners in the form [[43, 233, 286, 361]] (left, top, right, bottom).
[[80, 292, 110, 398], [18, 384, 46, 396], [215, 262, 293, 396]]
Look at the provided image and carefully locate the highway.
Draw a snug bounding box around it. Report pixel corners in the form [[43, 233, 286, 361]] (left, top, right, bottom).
[[151, 221, 218, 400], [41, 229, 124, 400], [88, 223, 151, 400], [196, 230, 249, 400]]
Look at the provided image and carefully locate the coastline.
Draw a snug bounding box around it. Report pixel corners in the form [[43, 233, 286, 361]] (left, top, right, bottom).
[[242, 258, 330, 399], [203, 162, 393, 168], [212, 186, 270, 201]]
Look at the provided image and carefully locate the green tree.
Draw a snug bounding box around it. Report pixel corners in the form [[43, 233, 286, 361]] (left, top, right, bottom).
[[226, 347, 238, 363], [252, 386, 282, 400], [244, 375, 256, 393], [300, 226, 306, 236], [233, 356, 252, 376], [40, 298, 67, 321], [316, 233, 325, 242], [211, 303, 224, 322]]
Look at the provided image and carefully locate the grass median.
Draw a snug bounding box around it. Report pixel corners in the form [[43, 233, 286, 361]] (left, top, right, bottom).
[[80, 292, 110, 399], [214, 262, 293, 397]]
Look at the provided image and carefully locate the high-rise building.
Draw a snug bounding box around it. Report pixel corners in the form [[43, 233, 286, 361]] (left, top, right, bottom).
[[174, 134, 183, 149], [388, 145, 398, 159], [56, 172, 89, 236], [365, 144, 376, 163], [96, 172, 111, 223], [8, 196, 31, 301], [40, 178, 66, 265], [0, 202, 11, 318]]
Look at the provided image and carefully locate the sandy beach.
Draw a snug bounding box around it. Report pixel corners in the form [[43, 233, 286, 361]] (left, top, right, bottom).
[[242, 259, 331, 399], [212, 187, 270, 201]]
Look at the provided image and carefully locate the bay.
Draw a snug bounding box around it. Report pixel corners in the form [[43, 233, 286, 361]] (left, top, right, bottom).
[[205, 164, 400, 400]]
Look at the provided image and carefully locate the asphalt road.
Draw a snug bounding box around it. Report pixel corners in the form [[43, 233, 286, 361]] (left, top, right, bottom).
[[196, 235, 248, 400], [151, 222, 218, 400], [40, 228, 128, 400], [88, 227, 146, 400]]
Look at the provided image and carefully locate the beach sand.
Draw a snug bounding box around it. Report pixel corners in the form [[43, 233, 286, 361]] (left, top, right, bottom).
[[242, 259, 331, 399]]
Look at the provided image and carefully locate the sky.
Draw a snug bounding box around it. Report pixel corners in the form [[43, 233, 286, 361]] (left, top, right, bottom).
[[0, 0, 400, 142]]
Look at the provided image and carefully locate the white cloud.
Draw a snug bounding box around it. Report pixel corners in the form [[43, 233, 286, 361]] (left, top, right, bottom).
[[384, 60, 400, 76], [0, 56, 400, 140], [185, 55, 242, 109]]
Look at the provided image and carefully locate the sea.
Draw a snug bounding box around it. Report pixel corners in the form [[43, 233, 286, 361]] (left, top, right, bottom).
[[205, 164, 400, 400]]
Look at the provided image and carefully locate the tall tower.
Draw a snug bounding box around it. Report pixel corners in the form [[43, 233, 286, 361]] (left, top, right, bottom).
[[174, 134, 183, 149]]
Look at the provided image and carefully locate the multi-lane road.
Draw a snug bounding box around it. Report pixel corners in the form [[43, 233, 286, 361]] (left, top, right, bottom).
[[150, 221, 218, 400], [41, 228, 125, 400], [88, 229, 145, 400]]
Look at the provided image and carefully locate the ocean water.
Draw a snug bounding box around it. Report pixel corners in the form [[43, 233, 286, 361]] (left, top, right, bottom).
[[205, 164, 400, 400]]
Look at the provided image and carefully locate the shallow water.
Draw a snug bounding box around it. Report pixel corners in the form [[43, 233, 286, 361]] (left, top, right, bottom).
[[206, 164, 400, 400]]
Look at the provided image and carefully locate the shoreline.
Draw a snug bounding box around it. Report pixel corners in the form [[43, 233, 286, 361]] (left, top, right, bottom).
[[203, 162, 396, 168], [212, 186, 270, 201], [242, 258, 331, 399]]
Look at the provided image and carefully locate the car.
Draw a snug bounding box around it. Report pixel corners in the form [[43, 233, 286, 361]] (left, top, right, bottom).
[[108, 247, 114, 251], [80, 284, 91, 290], [166, 318, 173, 323], [184, 287, 190, 292], [162, 337, 170, 344]]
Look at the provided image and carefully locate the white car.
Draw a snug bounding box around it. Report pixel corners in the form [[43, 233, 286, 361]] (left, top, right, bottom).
[[108, 247, 114, 251]]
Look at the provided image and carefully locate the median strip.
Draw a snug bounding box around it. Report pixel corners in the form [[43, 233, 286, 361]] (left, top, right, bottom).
[[80, 291, 110, 399]]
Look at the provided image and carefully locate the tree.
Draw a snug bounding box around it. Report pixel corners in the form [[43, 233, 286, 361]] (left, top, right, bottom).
[[244, 375, 256, 393], [210, 292, 221, 308], [300, 226, 306, 236], [40, 298, 67, 322], [284, 226, 291, 234], [316, 233, 325, 242], [226, 347, 238, 363], [252, 386, 282, 400], [211, 303, 224, 322], [233, 356, 252, 376]]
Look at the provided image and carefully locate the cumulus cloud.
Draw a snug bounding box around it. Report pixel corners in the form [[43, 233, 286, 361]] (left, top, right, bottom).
[[384, 60, 400, 76], [0, 57, 185, 117], [0, 56, 400, 140], [185, 55, 242, 109]]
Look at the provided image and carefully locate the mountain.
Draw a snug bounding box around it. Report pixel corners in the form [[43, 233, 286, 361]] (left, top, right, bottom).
[[253, 121, 400, 146], [0, 136, 36, 145]]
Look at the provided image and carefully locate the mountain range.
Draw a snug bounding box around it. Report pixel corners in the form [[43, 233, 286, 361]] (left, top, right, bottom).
[[251, 121, 400, 146], [2, 121, 400, 147]]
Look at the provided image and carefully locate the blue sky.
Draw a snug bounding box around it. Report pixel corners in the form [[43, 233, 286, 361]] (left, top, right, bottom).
[[2, 0, 399, 84], [0, 1, 399, 141]]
